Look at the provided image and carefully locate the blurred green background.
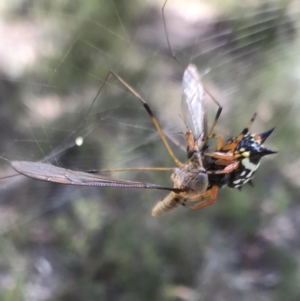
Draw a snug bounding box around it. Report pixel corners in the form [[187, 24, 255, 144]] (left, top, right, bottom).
[[0, 0, 299, 300]]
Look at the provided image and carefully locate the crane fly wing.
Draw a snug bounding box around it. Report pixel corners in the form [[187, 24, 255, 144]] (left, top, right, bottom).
[[181, 64, 207, 145], [11, 161, 181, 192]]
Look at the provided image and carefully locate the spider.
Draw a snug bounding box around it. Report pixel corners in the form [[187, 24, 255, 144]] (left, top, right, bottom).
[[170, 112, 276, 214], [206, 123, 276, 190]]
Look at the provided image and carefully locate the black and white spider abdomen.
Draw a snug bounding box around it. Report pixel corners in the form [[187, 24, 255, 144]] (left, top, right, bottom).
[[228, 157, 260, 188], [227, 130, 275, 189]]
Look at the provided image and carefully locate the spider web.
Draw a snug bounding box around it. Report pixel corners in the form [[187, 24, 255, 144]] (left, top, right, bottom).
[[0, 0, 299, 300]]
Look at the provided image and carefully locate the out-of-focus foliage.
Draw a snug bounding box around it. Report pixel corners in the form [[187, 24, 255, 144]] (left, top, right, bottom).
[[0, 0, 299, 300]]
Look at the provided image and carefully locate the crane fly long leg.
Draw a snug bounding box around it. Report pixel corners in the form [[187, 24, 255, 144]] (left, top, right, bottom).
[[108, 70, 184, 168], [200, 96, 222, 149], [10, 161, 183, 193], [162, 0, 182, 67], [162, 0, 222, 152], [88, 167, 174, 173]]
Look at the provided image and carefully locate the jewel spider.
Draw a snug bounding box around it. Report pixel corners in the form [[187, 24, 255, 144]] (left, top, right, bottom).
[[205, 119, 276, 191]]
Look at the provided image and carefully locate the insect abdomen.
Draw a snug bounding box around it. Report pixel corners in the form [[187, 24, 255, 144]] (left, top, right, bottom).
[[152, 192, 184, 216]]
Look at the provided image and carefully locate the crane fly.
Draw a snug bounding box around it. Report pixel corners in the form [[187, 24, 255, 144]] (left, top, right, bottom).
[[10, 64, 229, 216]]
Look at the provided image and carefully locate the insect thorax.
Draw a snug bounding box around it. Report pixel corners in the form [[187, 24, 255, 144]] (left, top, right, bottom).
[[172, 152, 208, 197]]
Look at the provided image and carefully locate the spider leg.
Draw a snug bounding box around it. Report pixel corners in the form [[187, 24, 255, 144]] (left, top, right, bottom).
[[222, 113, 257, 151], [204, 151, 237, 161], [109, 70, 184, 167], [206, 161, 240, 175], [207, 133, 224, 151], [185, 186, 218, 210]]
